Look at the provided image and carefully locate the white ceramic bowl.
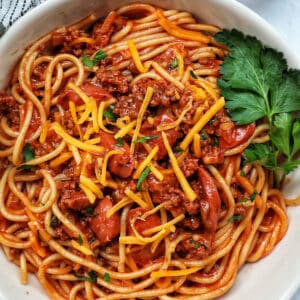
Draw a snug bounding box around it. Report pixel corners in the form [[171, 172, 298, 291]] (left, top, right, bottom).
[[0, 1, 300, 299]]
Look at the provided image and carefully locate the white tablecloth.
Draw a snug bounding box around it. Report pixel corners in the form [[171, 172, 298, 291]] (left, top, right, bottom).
[[0, 0, 300, 299]]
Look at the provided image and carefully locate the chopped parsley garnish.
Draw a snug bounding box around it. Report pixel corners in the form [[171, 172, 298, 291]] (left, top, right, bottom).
[[190, 69, 198, 79], [103, 272, 111, 283], [190, 239, 207, 250], [173, 147, 184, 154], [115, 137, 123, 147], [169, 58, 178, 69], [133, 135, 157, 144], [136, 166, 151, 191], [227, 214, 244, 223], [82, 207, 97, 217], [78, 235, 83, 245], [17, 143, 35, 170], [215, 29, 300, 184], [209, 116, 218, 124], [213, 136, 219, 147], [93, 50, 108, 63], [103, 108, 117, 122], [74, 270, 98, 283], [250, 190, 258, 202], [82, 49, 108, 68], [82, 53, 94, 69], [200, 130, 207, 140], [49, 216, 58, 227], [240, 170, 246, 177], [23, 143, 35, 161]]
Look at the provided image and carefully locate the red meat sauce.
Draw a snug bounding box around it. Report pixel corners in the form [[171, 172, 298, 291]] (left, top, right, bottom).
[[0, 14, 257, 264]]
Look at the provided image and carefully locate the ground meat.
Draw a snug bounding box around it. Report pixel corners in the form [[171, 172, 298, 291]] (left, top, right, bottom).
[[112, 179, 136, 203], [60, 111, 78, 136], [140, 113, 179, 160], [113, 94, 142, 119], [0, 93, 19, 129], [180, 155, 199, 177], [51, 28, 86, 55], [89, 11, 125, 51], [59, 189, 91, 210], [176, 233, 213, 259], [96, 65, 129, 94], [202, 145, 224, 165], [131, 79, 178, 107], [31, 130, 62, 157]]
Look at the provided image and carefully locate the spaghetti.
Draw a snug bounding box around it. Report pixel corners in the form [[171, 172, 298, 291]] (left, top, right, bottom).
[[0, 3, 294, 299]]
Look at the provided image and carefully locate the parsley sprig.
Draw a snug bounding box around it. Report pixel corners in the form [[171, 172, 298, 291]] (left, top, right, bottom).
[[215, 29, 300, 183], [82, 49, 107, 69]]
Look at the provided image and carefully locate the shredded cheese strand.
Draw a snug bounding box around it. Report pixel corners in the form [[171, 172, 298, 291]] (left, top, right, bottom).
[[106, 197, 133, 218], [51, 122, 104, 153], [100, 150, 124, 186], [151, 267, 201, 278], [124, 190, 148, 208], [114, 120, 137, 139], [162, 132, 197, 201], [71, 240, 93, 256], [133, 145, 159, 179], [127, 39, 148, 73], [80, 175, 103, 199], [130, 86, 154, 154], [180, 97, 225, 150], [156, 10, 210, 43]]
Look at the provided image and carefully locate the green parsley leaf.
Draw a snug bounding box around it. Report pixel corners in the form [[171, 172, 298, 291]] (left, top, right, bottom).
[[81, 207, 98, 217], [173, 147, 184, 153], [24, 143, 35, 161], [240, 170, 246, 177], [82, 53, 94, 69], [74, 270, 98, 283], [215, 29, 300, 125], [250, 190, 258, 202], [133, 135, 157, 144], [244, 144, 278, 171], [291, 120, 300, 157], [281, 159, 300, 174], [93, 50, 107, 63], [227, 214, 244, 223], [190, 239, 207, 250], [16, 164, 35, 170], [169, 58, 178, 69], [200, 130, 207, 140], [213, 136, 219, 147], [136, 166, 150, 191], [269, 113, 292, 158], [78, 235, 83, 245], [104, 272, 110, 283], [239, 198, 248, 203], [115, 137, 123, 147], [50, 216, 58, 227], [190, 69, 198, 79], [103, 109, 117, 121]]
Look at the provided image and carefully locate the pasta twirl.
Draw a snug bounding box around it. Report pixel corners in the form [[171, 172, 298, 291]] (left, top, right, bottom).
[[0, 3, 293, 300]]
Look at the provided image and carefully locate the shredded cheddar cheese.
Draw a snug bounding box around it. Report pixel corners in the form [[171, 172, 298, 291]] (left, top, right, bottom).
[[51, 122, 104, 153], [127, 39, 148, 73], [79, 183, 96, 204], [106, 197, 133, 218], [114, 120, 137, 139], [180, 97, 225, 150], [130, 86, 154, 154], [71, 240, 93, 256], [39, 121, 50, 144], [133, 145, 159, 179], [80, 175, 103, 199], [100, 150, 124, 186], [124, 190, 148, 208], [156, 10, 210, 43], [151, 267, 201, 278], [162, 132, 197, 201], [157, 99, 193, 131], [49, 152, 73, 168]]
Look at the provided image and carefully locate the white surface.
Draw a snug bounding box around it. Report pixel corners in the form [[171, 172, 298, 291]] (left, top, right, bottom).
[[0, 0, 300, 299]]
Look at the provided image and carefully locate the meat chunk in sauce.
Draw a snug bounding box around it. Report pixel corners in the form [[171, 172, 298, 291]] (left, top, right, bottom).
[[99, 130, 134, 179], [89, 197, 120, 245], [140, 113, 179, 160]]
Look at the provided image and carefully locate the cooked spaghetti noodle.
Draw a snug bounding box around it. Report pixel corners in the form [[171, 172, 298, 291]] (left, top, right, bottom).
[[0, 3, 292, 299]]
